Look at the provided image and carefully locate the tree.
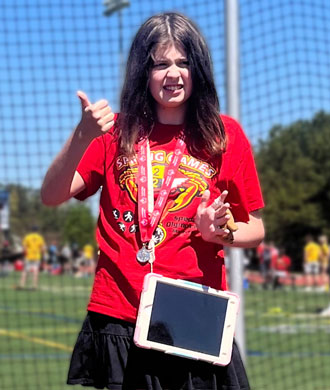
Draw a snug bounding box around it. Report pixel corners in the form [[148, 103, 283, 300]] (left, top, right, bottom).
[[2, 184, 96, 250], [7, 184, 43, 237], [61, 204, 96, 249], [255, 111, 330, 269]]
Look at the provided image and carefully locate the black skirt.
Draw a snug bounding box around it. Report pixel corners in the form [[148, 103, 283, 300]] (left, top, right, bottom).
[[67, 312, 250, 390]]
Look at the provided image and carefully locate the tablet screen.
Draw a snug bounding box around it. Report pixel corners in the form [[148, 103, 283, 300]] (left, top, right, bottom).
[[147, 281, 228, 356]]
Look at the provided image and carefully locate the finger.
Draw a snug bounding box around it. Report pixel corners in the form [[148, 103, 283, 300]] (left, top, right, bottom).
[[99, 105, 112, 116], [215, 210, 238, 230], [87, 102, 111, 120], [97, 112, 115, 127], [101, 120, 115, 132], [215, 226, 231, 237], [215, 222, 231, 235], [197, 190, 210, 213], [77, 90, 91, 111], [215, 212, 231, 227], [214, 202, 230, 217], [212, 190, 228, 210], [95, 106, 113, 122], [89, 99, 109, 112]]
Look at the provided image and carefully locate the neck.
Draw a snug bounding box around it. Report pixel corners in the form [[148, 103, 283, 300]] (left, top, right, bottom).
[[156, 105, 186, 125]]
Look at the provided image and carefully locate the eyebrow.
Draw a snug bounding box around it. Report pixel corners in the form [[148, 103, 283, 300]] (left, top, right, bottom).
[[153, 56, 187, 62]]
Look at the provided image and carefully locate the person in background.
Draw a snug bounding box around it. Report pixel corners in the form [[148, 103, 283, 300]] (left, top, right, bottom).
[[75, 244, 95, 277], [59, 243, 73, 274], [82, 243, 95, 276], [41, 12, 265, 390], [257, 240, 278, 289], [318, 235, 329, 291], [18, 226, 46, 290], [303, 234, 321, 291], [46, 239, 59, 273], [0, 240, 11, 277], [271, 247, 291, 289]]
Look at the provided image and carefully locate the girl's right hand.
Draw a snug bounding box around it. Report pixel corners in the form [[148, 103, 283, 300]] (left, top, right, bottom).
[[76, 90, 115, 139], [195, 190, 233, 243]]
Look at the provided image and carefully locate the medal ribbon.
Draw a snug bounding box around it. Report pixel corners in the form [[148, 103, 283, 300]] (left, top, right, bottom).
[[137, 136, 186, 243]]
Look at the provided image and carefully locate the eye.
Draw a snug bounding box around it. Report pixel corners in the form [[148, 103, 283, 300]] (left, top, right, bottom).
[[178, 60, 189, 68], [152, 62, 167, 69]]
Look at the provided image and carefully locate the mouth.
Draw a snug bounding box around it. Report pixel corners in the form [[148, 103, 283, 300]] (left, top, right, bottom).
[[163, 85, 183, 91]]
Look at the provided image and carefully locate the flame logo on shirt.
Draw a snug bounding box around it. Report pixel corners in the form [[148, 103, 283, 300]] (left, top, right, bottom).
[[119, 166, 139, 201], [116, 150, 217, 214], [167, 166, 208, 211], [118, 163, 209, 212]]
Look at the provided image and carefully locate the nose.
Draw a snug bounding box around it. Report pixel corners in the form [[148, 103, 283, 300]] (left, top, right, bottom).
[[166, 64, 181, 78]]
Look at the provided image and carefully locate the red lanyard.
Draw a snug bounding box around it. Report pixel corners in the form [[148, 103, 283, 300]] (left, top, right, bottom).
[[137, 137, 186, 244]]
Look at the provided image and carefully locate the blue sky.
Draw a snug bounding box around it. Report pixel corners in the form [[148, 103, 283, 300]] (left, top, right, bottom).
[[0, 0, 329, 190]]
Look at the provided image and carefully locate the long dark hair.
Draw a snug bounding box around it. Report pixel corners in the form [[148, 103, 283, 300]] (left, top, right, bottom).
[[114, 12, 226, 158]]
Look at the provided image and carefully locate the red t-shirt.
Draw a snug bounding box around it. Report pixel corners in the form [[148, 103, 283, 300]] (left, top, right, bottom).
[[75, 114, 264, 322], [272, 255, 291, 271]]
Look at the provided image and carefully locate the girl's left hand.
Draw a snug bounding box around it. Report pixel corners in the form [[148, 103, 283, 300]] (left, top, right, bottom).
[[195, 190, 232, 243]]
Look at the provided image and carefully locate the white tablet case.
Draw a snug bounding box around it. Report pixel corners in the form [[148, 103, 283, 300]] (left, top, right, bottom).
[[134, 273, 239, 366]]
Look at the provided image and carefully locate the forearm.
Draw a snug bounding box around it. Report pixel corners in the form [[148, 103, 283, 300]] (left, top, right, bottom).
[[195, 191, 265, 249], [41, 91, 115, 206], [40, 124, 91, 206], [223, 218, 265, 248], [205, 210, 265, 249]]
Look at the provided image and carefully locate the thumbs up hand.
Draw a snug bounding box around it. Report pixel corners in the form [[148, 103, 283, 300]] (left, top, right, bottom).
[[76, 90, 115, 139]]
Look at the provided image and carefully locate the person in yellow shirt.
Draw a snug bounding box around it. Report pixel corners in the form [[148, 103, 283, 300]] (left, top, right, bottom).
[[82, 243, 95, 277], [318, 235, 330, 290], [18, 226, 46, 289], [75, 244, 95, 278], [303, 235, 321, 291], [83, 243, 94, 260]]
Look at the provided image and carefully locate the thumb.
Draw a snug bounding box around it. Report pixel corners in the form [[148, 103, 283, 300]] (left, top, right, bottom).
[[77, 90, 91, 111], [197, 189, 210, 211]]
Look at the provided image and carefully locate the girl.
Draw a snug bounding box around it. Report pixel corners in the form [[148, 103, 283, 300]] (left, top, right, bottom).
[[41, 12, 264, 390]]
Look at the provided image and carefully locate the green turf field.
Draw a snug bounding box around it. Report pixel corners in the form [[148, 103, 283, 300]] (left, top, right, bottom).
[[0, 272, 90, 390], [245, 284, 330, 390], [1, 272, 330, 390]]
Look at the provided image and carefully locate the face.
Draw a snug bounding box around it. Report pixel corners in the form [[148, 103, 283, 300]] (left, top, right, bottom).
[[149, 43, 193, 118]]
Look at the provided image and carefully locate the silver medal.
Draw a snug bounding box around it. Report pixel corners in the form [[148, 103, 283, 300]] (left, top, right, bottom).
[[136, 246, 151, 263]]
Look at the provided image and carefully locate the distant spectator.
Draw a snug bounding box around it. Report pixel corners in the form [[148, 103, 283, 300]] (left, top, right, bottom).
[[75, 244, 95, 278], [59, 243, 72, 274], [318, 235, 329, 291], [18, 226, 46, 289], [71, 242, 80, 260], [257, 241, 278, 289], [0, 240, 11, 277], [271, 248, 291, 289], [303, 234, 321, 291], [49, 240, 58, 262], [46, 240, 59, 272]]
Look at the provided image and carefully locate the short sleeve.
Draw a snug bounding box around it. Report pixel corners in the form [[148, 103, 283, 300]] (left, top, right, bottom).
[[242, 145, 265, 212], [220, 115, 264, 222], [227, 144, 264, 222], [74, 136, 105, 200]]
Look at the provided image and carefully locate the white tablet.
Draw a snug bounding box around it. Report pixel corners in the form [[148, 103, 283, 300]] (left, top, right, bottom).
[[134, 273, 239, 366]]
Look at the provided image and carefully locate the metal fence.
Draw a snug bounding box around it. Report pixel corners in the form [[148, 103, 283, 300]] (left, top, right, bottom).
[[1, 1, 330, 389]]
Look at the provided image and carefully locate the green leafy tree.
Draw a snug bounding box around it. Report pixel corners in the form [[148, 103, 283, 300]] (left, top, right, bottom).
[[3, 184, 96, 250], [7, 184, 43, 237], [62, 203, 96, 249], [256, 111, 330, 269]]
